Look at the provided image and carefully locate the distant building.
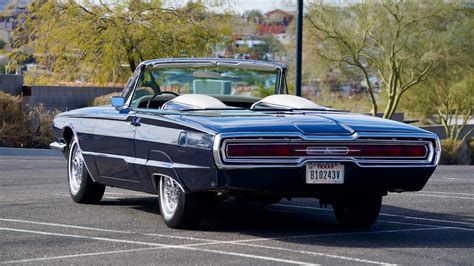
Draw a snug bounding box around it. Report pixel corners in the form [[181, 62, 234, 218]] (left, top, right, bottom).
[[226, 9, 294, 62], [254, 9, 294, 46], [256, 9, 294, 36], [0, 0, 31, 41]]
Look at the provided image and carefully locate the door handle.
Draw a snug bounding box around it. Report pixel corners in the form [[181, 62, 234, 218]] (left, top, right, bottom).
[[130, 117, 141, 127]]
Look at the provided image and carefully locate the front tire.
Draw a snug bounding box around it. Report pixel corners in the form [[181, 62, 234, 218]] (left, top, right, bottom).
[[332, 195, 382, 228], [67, 137, 105, 204], [159, 176, 203, 229]]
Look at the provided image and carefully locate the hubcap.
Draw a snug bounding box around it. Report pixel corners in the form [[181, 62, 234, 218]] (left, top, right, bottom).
[[161, 177, 180, 216], [69, 143, 84, 194]]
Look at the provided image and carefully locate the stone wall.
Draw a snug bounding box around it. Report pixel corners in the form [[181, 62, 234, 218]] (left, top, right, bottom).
[[22, 85, 123, 111], [0, 74, 23, 95]]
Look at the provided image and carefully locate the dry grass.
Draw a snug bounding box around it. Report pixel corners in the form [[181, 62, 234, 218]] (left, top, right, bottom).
[[0, 92, 27, 147], [440, 139, 471, 165], [0, 92, 58, 148], [89, 92, 121, 106]]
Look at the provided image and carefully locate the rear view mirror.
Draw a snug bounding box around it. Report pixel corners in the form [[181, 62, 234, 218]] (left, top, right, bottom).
[[111, 96, 125, 108]]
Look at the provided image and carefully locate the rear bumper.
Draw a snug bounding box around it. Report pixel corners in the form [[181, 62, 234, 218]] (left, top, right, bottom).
[[211, 163, 436, 197]]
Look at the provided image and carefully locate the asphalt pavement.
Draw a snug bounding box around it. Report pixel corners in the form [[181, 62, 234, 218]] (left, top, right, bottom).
[[0, 155, 473, 265]]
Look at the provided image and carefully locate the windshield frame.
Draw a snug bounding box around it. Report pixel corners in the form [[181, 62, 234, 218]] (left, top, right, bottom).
[[122, 58, 287, 111]]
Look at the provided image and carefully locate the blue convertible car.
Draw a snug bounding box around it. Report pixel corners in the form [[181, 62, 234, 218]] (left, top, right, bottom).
[[51, 58, 440, 228]]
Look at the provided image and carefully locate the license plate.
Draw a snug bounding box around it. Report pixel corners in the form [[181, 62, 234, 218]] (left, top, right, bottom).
[[306, 162, 344, 184]]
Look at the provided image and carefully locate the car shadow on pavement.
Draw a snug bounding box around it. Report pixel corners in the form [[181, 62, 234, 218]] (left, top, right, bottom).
[[99, 197, 473, 249]]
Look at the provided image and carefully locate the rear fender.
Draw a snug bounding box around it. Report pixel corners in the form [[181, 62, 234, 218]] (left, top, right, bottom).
[[147, 150, 188, 193]]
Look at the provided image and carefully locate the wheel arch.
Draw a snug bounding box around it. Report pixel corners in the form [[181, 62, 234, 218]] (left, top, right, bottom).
[[63, 127, 99, 183], [147, 150, 188, 194], [62, 126, 75, 147]]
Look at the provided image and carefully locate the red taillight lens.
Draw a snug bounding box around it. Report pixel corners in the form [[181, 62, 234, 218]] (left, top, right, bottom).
[[346, 144, 427, 157], [226, 143, 427, 158], [227, 144, 290, 157]]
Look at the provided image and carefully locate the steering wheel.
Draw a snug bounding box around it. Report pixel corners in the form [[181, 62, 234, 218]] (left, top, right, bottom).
[[146, 91, 180, 109]]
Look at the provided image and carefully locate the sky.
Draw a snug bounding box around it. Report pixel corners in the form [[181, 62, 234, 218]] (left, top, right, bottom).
[[223, 0, 293, 14], [168, 0, 294, 14]]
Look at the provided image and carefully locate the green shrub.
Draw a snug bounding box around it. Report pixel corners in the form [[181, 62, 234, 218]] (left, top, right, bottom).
[[0, 92, 27, 147], [89, 92, 121, 106], [439, 139, 471, 165], [25, 104, 59, 148], [0, 92, 58, 148]]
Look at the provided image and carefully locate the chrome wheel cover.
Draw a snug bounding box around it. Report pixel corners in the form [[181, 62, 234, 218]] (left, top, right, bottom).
[[68, 143, 84, 195], [161, 176, 180, 216]]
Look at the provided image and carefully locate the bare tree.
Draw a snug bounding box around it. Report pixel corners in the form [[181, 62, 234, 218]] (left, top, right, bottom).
[[304, 0, 455, 118]]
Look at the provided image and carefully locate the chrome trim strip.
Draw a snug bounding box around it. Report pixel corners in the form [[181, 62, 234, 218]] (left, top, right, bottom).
[[212, 132, 440, 169], [81, 151, 210, 169], [224, 141, 430, 160]]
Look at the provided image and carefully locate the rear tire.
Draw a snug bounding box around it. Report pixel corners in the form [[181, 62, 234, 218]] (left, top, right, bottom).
[[332, 195, 382, 228], [159, 176, 204, 229], [67, 137, 105, 204]]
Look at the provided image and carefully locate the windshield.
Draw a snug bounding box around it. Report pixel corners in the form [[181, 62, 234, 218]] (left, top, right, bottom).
[[130, 66, 279, 108]]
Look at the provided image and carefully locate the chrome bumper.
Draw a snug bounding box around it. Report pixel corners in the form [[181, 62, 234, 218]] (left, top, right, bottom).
[[50, 141, 66, 153]]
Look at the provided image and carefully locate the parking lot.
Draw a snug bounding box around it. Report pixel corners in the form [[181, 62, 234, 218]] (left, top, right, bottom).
[[0, 155, 473, 265]]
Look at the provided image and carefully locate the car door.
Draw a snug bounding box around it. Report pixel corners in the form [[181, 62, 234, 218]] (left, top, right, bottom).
[[92, 70, 141, 184], [92, 108, 140, 183]]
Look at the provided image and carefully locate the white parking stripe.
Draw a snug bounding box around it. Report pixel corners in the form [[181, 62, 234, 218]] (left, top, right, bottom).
[[378, 214, 474, 227], [0, 227, 316, 265], [379, 220, 474, 231], [433, 177, 473, 181], [2, 247, 162, 264], [403, 193, 474, 200], [232, 227, 454, 243], [422, 191, 474, 196], [0, 218, 397, 265], [0, 227, 167, 247], [272, 204, 474, 227], [180, 247, 320, 265], [0, 218, 213, 242], [231, 243, 397, 265]]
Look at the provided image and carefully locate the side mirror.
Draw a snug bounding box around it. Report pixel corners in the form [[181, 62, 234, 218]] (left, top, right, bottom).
[[111, 96, 125, 108]]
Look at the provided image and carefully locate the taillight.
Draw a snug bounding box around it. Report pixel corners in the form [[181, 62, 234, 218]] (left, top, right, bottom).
[[226, 143, 427, 158], [347, 144, 427, 157], [227, 144, 290, 157]]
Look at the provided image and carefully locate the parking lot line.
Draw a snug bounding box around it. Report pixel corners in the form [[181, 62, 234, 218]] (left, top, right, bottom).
[[379, 220, 474, 232], [378, 214, 474, 228], [235, 227, 454, 243], [0, 227, 169, 247], [1, 247, 162, 264], [0, 227, 317, 265], [422, 191, 474, 196], [405, 193, 474, 200], [272, 204, 474, 227], [227, 242, 397, 265], [0, 218, 214, 242], [0, 217, 448, 265], [0, 225, 395, 265], [0, 217, 405, 265]]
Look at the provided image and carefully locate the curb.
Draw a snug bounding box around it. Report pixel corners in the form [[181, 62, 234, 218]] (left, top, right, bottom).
[[0, 147, 62, 157]]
